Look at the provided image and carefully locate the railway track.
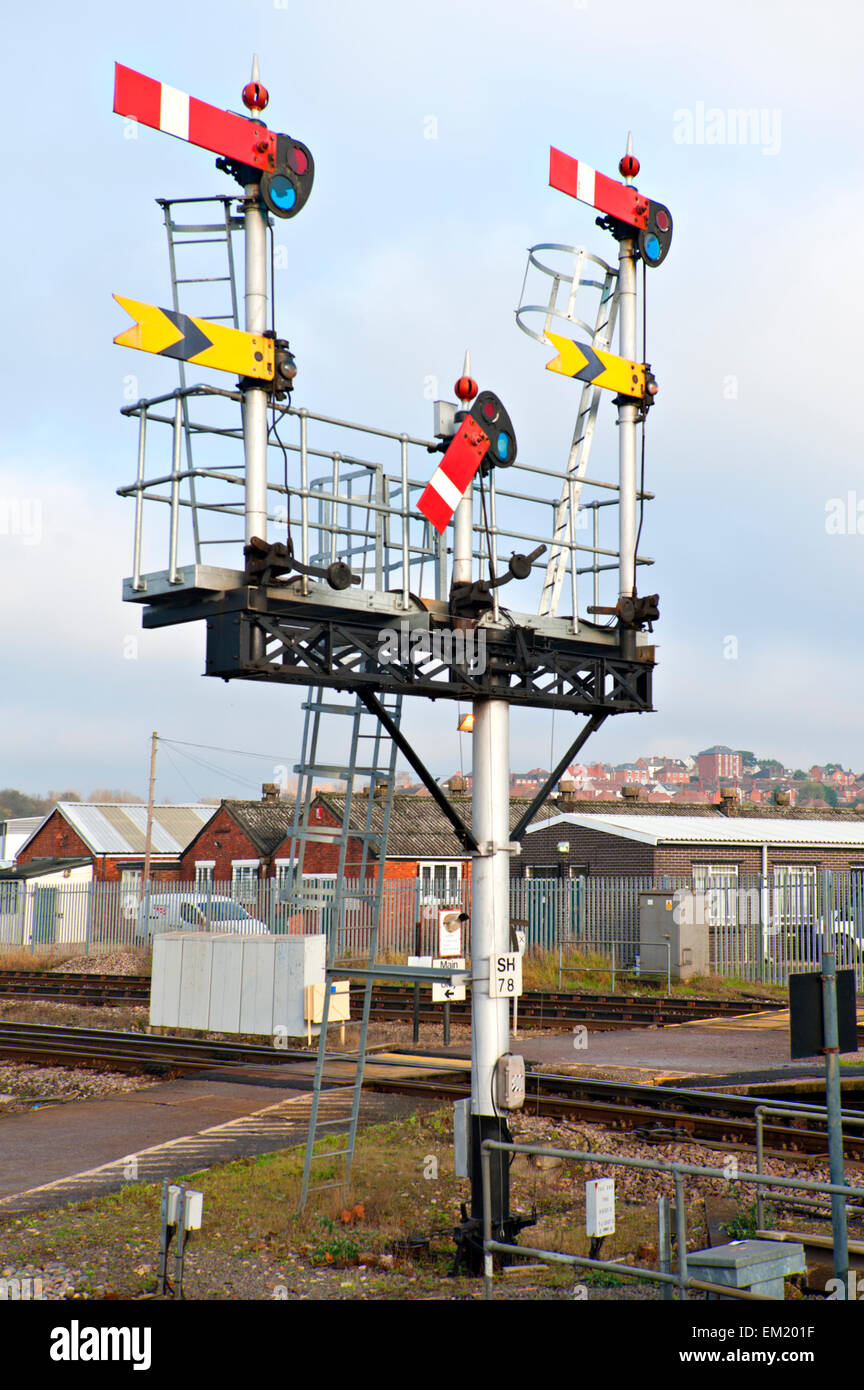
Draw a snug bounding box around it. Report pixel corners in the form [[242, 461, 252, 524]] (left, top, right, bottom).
[[0, 970, 151, 1008], [0, 1020, 306, 1072], [360, 985, 785, 1030], [0, 971, 787, 1030], [1, 1017, 863, 1163], [364, 1068, 864, 1163]]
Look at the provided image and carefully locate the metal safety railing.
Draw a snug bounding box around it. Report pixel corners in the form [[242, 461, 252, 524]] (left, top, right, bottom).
[[480, 1138, 864, 1301], [3, 873, 864, 984], [118, 377, 650, 627], [755, 1102, 864, 1228]]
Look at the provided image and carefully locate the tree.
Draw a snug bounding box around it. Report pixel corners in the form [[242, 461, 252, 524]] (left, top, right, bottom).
[[0, 789, 52, 821], [87, 789, 144, 803], [46, 789, 82, 805], [797, 781, 838, 808], [756, 760, 785, 778]]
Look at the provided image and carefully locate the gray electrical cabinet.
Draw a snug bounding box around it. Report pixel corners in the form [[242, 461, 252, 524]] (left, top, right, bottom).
[[150, 932, 327, 1037], [638, 891, 709, 982]]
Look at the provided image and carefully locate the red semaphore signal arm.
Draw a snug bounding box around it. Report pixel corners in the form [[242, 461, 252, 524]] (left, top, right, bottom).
[[549, 148, 650, 228], [549, 147, 673, 267], [113, 63, 278, 172]]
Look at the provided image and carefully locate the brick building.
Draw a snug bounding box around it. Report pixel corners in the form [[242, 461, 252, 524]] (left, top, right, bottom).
[[178, 793, 472, 900], [180, 791, 536, 900], [696, 746, 743, 783], [520, 798, 864, 881], [15, 803, 215, 886]]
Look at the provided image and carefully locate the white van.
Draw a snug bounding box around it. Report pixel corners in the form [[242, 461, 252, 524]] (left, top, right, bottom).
[[136, 893, 270, 940]]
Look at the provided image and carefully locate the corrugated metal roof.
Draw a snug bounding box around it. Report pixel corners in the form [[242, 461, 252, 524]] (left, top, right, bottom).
[[527, 812, 864, 847], [322, 793, 537, 860], [222, 802, 296, 856], [52, 804, 215, 857], [0, 817, 44, 835]]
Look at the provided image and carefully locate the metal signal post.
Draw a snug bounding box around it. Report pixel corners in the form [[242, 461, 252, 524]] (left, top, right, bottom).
[[241, 63, 272, 551], [445, 359, 521, 1261], [243, 180, 270, 546], [617, 140, 639, 613]]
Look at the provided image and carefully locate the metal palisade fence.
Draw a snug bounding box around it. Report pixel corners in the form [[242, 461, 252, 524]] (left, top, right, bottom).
[[0, 873, 862, 987]]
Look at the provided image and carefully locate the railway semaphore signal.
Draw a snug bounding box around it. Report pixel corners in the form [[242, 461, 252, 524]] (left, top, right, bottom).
[[549, 145, 673, 267], [418, 373, 517, 533], [112, 64, 670, 1272], [113, 61, 314, 217]]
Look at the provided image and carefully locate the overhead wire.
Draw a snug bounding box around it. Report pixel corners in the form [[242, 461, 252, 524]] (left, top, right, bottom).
[[159, 736, 290, 762]]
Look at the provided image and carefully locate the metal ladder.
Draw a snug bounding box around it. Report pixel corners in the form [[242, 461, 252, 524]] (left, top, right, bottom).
[[293, 689, 403, 1208], [538, 261, 621, 617], [158, 195, 243, 564]]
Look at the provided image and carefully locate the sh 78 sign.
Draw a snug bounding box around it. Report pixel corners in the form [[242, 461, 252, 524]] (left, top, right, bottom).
[[493, 953, 523, 997]]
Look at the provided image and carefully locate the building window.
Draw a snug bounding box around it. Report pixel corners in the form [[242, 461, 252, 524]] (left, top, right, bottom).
[[120, 869, 143, 922], [418, 862, 462, 903], [0, 881, 20, 914], [194, 861, 215, 892], [692, 863, 739, 925], [231, 860, 259, 905], [772, 865, 817, 949], [274, 859, 296, 901], [524, 864, 587, 880]]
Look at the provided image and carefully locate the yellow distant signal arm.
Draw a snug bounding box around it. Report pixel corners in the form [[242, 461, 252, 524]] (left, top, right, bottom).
[[113, 294, 275, 381], [545, 330, 654, 401]]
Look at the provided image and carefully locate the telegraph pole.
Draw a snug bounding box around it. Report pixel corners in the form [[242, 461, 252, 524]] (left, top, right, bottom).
[[142, 730, 158, 890]]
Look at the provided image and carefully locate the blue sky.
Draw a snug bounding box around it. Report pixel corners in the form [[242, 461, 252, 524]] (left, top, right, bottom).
[[1, 0, 862, 800]]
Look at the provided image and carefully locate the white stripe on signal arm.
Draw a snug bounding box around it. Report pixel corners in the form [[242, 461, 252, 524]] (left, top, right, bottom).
[[160, 84, 190, 139], [576, 163, 595, 205], [427, 467, 462, 512]]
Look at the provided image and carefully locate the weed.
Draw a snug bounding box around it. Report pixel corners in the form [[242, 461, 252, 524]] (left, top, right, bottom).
[[723, 1201, 772, 1240], [582, 1267, 629, 1288], [308, 1218, 362, 1267]]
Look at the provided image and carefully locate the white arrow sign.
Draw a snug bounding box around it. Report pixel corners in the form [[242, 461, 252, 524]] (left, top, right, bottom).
[[432, 958, 466, 1003]]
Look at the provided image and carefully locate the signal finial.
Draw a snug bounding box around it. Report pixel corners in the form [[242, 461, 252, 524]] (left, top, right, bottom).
[[455, 349, 478, 404], [242, 54, 269, 112], [619, 132, 639, 182]]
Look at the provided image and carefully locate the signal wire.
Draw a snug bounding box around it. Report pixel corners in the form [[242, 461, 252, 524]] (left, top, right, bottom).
[[632, 257, 648, 593]]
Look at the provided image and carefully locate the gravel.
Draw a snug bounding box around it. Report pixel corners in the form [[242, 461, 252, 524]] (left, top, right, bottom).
[[0, 1062, 155, 1113], [510, 1113, 858, 1215], [49, 951, 150, 976]]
